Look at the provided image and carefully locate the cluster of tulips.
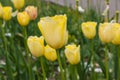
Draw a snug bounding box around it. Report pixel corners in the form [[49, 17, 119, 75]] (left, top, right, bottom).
[[28, 14, 80, 80], [0, 0, 39, 79], [0, 0, 80, 80], [0, 0, 120, 80], [82, 22, 120, 44], [82, 21, 120, 80], [0, 0, 37, 22]]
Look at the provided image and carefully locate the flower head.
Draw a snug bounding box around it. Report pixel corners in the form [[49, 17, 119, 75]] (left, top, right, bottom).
[[27, 36, 44, 57], [17, 11, 30, 26], [112, 23, 120, 45], [65, 44, 80, 65], [38, 15, 68, 49], [99, 23, 115, 43], [25, 6, 37, 20], [44, 45, 57, 62], [81, 22, 97, 39], [11, 0, 24, 10], [3, 6, 12, 21]]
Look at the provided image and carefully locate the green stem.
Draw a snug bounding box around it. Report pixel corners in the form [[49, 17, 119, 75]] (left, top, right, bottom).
[[51, 62, 55, 77], [114, 45, 118, 80], [107, 7, 109, 22], [105, 45, 109, 80], [106, 0, 109, 22], [119, 59, 120, 80], [63, 52, 67, 78], [8, 21, 19, 79], [57, 50, 65, 80], [36, 70, 40, 80], [17, 41, 28, 79], [63, 53, 67, 69], [115, 11, 119, 23], [40, 57, 46, 80], [74, 65, 78, 80], [1, 21, 14, 80], [91, 39, 96, 80], [32, 21, 36, 35], [22, 27, 33, 80], [118, 46, 120, 80], [76, 0, 79, 11]]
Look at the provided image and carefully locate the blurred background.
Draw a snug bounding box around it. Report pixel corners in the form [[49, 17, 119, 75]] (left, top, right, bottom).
[[46, 0, 120, 19]]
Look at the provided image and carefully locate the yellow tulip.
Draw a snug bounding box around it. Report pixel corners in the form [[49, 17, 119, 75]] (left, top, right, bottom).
[[17, 11, 30, 26], [99, 23, 115, 43], [11, 0, 24, 10], [38, 15, 68, 49], [27, 36, 44, 57], [3, 6, 12, 21], [0, 3, 3, 18], [25, 6, 37, 20], [65, 44, 80, 65], [44, 45, 57, 62], [112, 23, 120, 45], [81, 22, 97, 39]]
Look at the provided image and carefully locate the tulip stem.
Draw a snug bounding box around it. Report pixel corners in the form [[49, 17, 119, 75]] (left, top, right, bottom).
[[71, 65, 78, 80], [76, 0, 79, 11], [106, 0, 109, 22], [1, 21, 14, 80], [74, 65, 78, 80], [118, 46, 120, 80], [63, 53, 67, 78], [119, 57, 120, 80], [57, 50, 65, 80], [40, 57, 46, 80], [105, 45, 109, 80], [91, 39, 96, 80], [51, 62, 54, 77], [115, 11, 119, 23], [22, 27, 33, 80]]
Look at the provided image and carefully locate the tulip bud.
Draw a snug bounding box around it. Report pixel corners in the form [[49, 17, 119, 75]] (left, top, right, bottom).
[[27, 36, 44, 57], [11, 0, 24, 10], [3, 6, 12, 21], [38, 15, 68, 49], [0, 3, 3, 18], [65, 44, 80, 65], [17, 11, 30, 26], [25, 6, 37, 20], [99, 23, 115, 43], [112, 23, 120, 45], [44, 45, 57, 62], [81, 22, 97, 39]]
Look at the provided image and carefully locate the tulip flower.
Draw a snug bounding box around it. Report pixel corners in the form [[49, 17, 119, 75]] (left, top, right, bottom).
[[99, 23, 115, 43], [25, 6, 37, 20], [81, 22, 97, 39], [17, 11, 30, 26], [38, 15, 68, 49], [27, 36, 44, 57], [3, 6, 12, 21], [65, 44, 80, 65], [11, 0, 24, 10], [0, 3, 3, 18], [44, 45, 57, 62], [112, 23, 120, 45]]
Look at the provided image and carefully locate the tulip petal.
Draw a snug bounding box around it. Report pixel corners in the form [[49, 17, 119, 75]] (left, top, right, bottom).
[[38, 15, 68, 49]]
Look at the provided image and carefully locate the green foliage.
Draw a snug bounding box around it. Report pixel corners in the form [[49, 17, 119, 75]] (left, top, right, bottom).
[[0, 0, 118, 80]]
